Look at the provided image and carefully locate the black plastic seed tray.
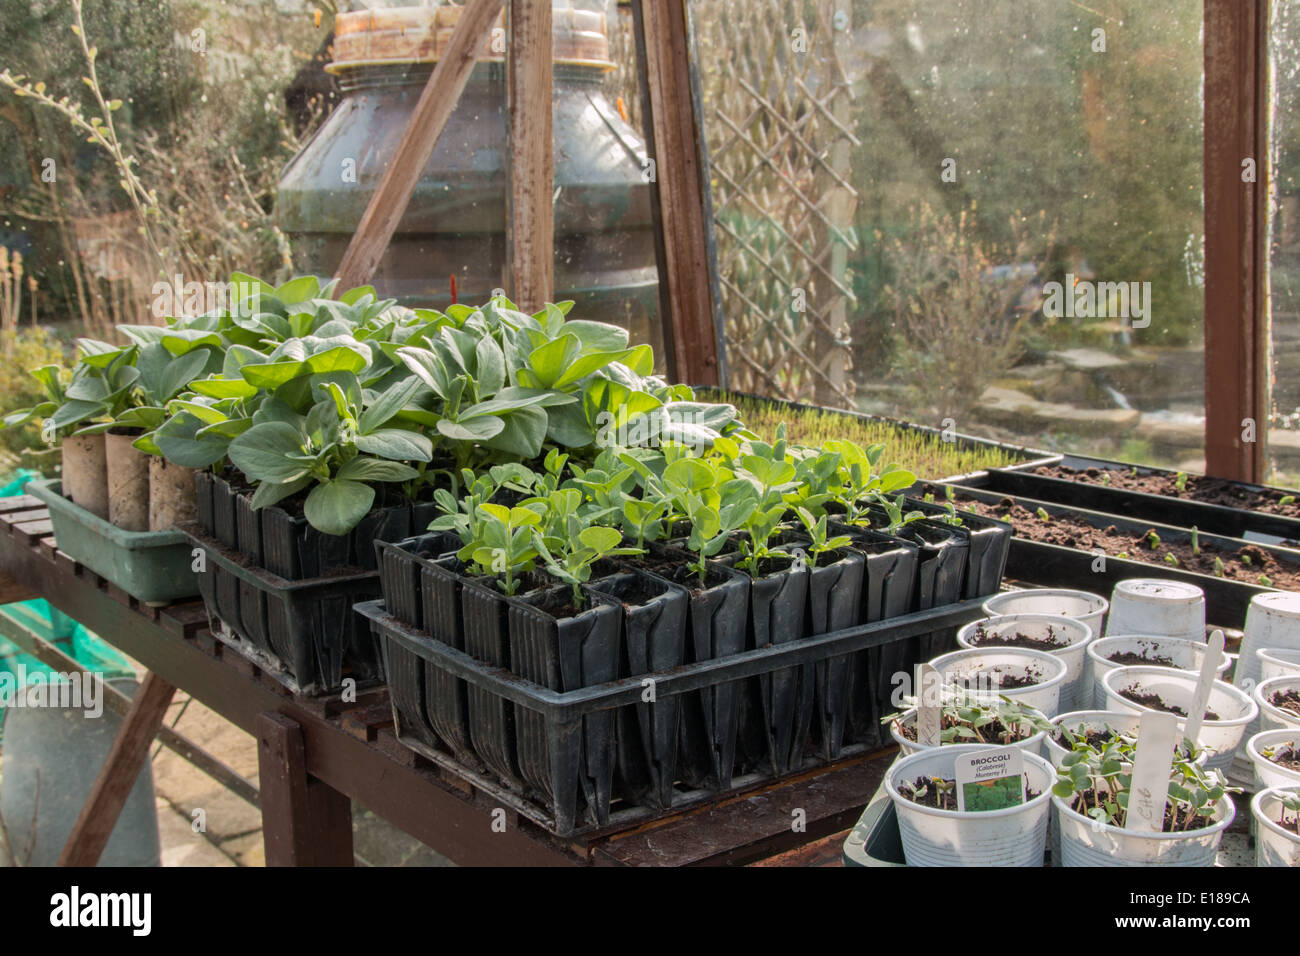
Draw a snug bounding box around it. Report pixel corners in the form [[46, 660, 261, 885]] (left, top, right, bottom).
[[358, 595, 991, 837], [926, 482, 1295, 627], [970, 460, 1300, 546], [183, 526, 384, 696]]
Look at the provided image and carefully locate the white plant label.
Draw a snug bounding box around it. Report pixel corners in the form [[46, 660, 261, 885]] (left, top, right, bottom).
[[955, 747, 1025, 812], [1183, 629, 1225, 745], [1123, 710, 1179, 833], [915, 662, 941, 747]]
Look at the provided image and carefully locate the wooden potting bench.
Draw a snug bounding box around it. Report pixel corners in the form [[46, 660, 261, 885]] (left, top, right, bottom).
[[0, 494, 884, 866]]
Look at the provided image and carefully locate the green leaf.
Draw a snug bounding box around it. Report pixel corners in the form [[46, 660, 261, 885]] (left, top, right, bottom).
[[578, 525, 623, 552], [525, 334, 581, 389], [353, 428, 433, 462], [339, 284, 377, 306], [335, 457, 420, 482], [481, 404, 548, 459], [228, 422, 313, 484], [250, 475, 311, 510], [305, 345, 368, 375], [274, 275, 321, 303], [155, 413, 229, 469], [358, 377, 421, 434], [474, 335, 506, 396], [437, 417, 505, 442], [191, 376, 259, 400], [304, 479, 375, 536], [240, 359, 306, 390]]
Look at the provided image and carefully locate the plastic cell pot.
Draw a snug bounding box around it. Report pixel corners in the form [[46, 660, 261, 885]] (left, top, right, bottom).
[[1246, 729, 1300, 790], [194, 469, 215, 537], [956, 614, 1092, 713], [590, 570, 689, 811], [375, 532, 462, 630], [1086, 635, 1231, 711], [1101, 665, 1258, 773], [459, 578, 525, 790], [929, 647, 1069, 717], [1104, 579, 1205, 641], [888, 704, 1048, 757], [1254, 675, 1300, 731], [419, 555, 477, 765], [508, 584, 623, 831], [735, 556, 811, 776], [884, 743, 1054, 867], [673, 560, 751, 791], [1237, 592, 1300, 693], [905, 497, 1012, 599], [350, 490, 411, 572], [211, 474, 240, 551], [981, 588, 1107, 644], [1251, 787, 1300, 867], [1258, 647, 1300, 682], [892, 518, 969, 661], [800, 547, 863, 764], [831, 525, 920, 753], [1053, 790, 1234, 867]]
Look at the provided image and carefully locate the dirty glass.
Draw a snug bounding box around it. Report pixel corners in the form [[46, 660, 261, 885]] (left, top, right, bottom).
[[1269, 0, 1300, 488], [692, 0, 1206, 471]]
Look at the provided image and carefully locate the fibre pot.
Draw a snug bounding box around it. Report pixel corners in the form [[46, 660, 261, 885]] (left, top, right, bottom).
[[148, 456, 196, 531], [104, 432, 149, 531], [1246, 729, 1300, 790], [1254, 675, 1300, 731], [1104, 579, 1205, 641], [889, 706, 1048, 757], [1053, 790, 1234, 867], [1236, 591, 1300, 691], [928, 647, 1068, 717], [60, 433, 109, 519], [1085, 635, 1231, 710], [1258, 647, 1300, 682], [981, 588, 1107, 642], [956, 614, 1092, 713], [1251, 787, 1300, 867], [1101, 665, 1257, 772], [884, 743, 1054, 867]]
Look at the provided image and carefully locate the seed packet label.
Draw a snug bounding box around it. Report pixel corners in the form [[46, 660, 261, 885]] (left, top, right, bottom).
[[915, 663, 942, 748], [1183, 629, 1225, 744], [954, 747, 1025, 812], [1124, 711, 1179, 833]]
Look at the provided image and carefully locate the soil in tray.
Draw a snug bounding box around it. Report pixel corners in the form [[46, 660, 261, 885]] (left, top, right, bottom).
[[1108, 649, 1175, 667], [968, 621, 1066, 652], [1119, 686, 1218, 721], [898, 775, 1038, 810], [1031, 465, 1300, 518], [1264, 743, 1300, 773], [952, 495, 1300, 590], [1269, 689, 1300, 719]]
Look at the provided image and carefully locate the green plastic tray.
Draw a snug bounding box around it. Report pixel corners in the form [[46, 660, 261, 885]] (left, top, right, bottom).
[[27, 478, 199, 604]]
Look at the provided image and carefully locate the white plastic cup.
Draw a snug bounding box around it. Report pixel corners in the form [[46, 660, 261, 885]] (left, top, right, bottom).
[[885, 744, 1054, 866], [1043, 710, 1142, 768], [1085, 635, 1231, 710], [1246, 729, 1300, 791], [1236, 592, 1300, 692], [889, 705, 1049, 757], [981, 589, 1108, 641], [928, 647, 1069, 718], [1054, 791, 1234, 867], [1254, 675, 1300, 732], [1101, 665, 1258, 773], [1251, 787, 1300, 867], [1105, 579, 1205, 641], [956, 614, 1092, 713], [1258, 647, 1300, 683]]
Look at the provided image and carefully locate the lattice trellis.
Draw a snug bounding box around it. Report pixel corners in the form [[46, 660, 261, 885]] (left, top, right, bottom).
[[693, 0, 858, 405]]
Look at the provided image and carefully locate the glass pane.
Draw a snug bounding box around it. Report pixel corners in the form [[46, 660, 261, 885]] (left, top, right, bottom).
[[694, 0, 1205, 471], [1269, 0, 1300, 487]]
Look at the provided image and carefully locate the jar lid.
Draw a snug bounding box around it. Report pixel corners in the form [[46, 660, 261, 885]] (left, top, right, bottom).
[[328, 4, 614, 74]]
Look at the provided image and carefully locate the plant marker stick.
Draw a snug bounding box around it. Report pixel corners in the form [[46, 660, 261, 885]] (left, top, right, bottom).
[[1123, 711, 1179, 833], [1183, 629, 1225, 745], [916, 662, 941, 748]]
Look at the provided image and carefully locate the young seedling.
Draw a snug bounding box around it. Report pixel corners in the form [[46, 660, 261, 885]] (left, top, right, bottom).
[[1280, 495, 1296, 507], [884, 688, 1052, 746], [1164, 553, 1179, 567], [534, 523, 642, 605], [1144, 529, 1161, 550], [1213, 556, 1225, 578], [1174, 472, 1189, 493], [1035, 507, 1051, 522], [1190, 526, 1200, 556], [792, 506, 852, 569], [462, 502, 545, 596]]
